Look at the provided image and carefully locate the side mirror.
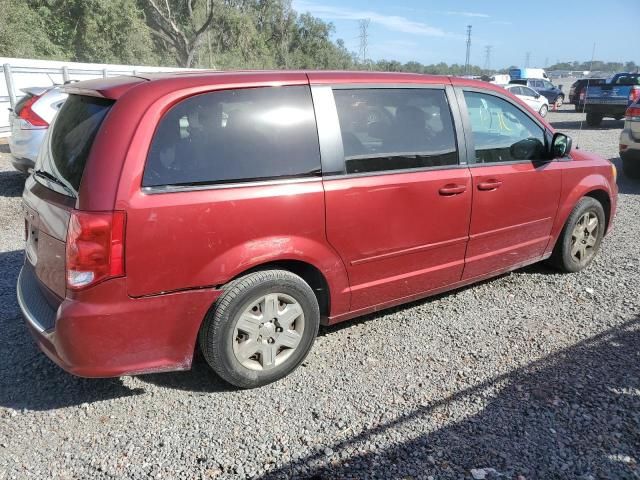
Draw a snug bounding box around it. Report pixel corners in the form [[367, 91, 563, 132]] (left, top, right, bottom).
[[551, 132, 572, 158], [510, 137, 544, 160]]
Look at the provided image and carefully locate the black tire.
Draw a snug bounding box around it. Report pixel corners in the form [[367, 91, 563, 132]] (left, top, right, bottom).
[[586, 113, 603, 127], [574, 103, 582, 112], [199, 270, 320, 388], [622, 156, 640, 179], [548, 197, 605, 273], [539, 104, 548, 117]]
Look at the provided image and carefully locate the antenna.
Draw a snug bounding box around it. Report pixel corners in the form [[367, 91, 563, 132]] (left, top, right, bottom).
[[576, 42, 597, 149], [359, 19, 370, 68], [483, 45, 493, 72], [525, 51, 531, 68], [464, 25, 472, 75]]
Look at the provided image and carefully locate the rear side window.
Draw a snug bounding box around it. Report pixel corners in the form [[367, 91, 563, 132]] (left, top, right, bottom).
[[143, 86, 320, 187], [38, 95, 113, 195], [333, 88, 458, 174]]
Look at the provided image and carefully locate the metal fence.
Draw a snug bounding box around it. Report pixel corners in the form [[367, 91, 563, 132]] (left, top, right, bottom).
[[1, 59, 198, 136]]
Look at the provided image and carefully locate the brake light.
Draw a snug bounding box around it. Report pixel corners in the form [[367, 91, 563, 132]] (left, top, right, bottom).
[[18, 95, 48, 128], [580, 91, 585, 101], [66, 211, 126, 290], [625, 106, 640, 121], [630, 86, 640, 104]]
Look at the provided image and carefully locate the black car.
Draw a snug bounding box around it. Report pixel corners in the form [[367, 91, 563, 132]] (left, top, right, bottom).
[[569, 78, 606, 111], [510, 78, 565, 106]]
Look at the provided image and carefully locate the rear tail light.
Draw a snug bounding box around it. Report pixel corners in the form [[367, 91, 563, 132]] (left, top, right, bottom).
[[18, 95, 48, 129], [625, 106, 640, 121], [579, 91, 585, 101], [630, 86, 640, 104], [66, 210, 126, 290]]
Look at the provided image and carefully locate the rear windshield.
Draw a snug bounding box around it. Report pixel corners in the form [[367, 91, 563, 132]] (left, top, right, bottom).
[[610, 74, 640, 86], [36, 95, 113, 196]]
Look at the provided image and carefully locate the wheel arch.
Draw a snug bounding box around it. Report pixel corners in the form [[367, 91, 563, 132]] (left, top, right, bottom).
[[226, 259, 332, 321], [545, 179, 613, 257]]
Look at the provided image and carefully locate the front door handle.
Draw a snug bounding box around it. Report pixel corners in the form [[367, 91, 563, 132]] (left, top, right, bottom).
[[477, 180, 503, 191], [439, 184, 467, 196]]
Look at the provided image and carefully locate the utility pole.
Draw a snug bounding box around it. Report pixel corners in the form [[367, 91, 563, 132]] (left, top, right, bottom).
[[359, 19, 370, 68], [525, 51, 531, 68], [483, 45, 492, 72], [464, 25, 472, 75]]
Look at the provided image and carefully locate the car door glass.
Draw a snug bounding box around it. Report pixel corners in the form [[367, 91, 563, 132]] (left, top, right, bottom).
[[522, 87, 537, 98], [143, 85, 320, 187], [463, 91, 545, 164], [509, 86, 522, 96], [332, 88, 458, 174]]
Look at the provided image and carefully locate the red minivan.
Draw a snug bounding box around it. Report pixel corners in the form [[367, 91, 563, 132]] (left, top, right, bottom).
[[17, 71, 618, 388]]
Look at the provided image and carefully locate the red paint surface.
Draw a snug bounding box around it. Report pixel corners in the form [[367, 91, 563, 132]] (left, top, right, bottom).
[[20, 71, 618, 377]]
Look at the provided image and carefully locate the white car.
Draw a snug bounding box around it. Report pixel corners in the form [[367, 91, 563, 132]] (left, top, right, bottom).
[[503, 84, 550, 117], [9, 86, 67, 173]]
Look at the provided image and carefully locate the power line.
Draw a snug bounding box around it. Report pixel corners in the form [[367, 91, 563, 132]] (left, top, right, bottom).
[[464, 25, 472, 75], [359, 19, 370, 67], [525, 51, 531, 68], [483, 45, 492, 71]]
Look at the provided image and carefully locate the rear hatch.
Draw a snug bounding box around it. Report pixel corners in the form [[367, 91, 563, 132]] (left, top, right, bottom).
[[22, 95, 114, 299]]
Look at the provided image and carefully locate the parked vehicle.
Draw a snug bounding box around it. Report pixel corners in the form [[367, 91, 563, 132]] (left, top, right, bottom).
[[8, 86, 67, 173], [509, 78, 565, 106], [569, 78, 606, 111], [583, 73, 640, 126], [620, 100, 640, 179], [503, 84, 550, 116], [17, 71, 618, 388], [508, 68, 549, 81], [490, 74, 511, 86]]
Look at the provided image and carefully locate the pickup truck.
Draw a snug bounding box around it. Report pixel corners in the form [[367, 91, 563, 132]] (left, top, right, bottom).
[[583, 73, 640, 126]]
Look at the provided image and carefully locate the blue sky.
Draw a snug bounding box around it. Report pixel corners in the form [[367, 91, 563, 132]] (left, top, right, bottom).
[[292, 0, 640, 68]]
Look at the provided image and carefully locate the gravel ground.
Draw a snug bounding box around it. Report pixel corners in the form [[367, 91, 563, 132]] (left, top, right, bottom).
[[1, 105, 639, 480]]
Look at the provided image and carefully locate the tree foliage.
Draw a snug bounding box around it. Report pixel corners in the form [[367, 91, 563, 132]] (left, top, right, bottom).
[[1, 0, 636, 75]]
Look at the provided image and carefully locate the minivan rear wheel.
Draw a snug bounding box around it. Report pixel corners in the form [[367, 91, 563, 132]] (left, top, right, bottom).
[[548, 197, 605, 273], [199, 270, 320, 388]]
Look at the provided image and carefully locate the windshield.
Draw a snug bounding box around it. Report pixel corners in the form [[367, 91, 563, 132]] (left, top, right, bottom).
[[610, 74, 640, 86], [36, 95, 113, 196]]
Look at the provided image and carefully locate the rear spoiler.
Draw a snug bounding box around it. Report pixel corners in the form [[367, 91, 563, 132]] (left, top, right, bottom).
[[20, 86, 51, 97]]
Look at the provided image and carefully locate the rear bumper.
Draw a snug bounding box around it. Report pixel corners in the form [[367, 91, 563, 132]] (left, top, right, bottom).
[[17, 262, 222, 377], [584, 104, 628, 117]]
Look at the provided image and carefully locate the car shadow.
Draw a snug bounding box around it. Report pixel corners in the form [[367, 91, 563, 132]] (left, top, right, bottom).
[[0, 169, 27, 197], [550, 119, 625, 130], [137, 354, 236, 393], [259, 315, 640, 479], [0, 250, 145, 411]]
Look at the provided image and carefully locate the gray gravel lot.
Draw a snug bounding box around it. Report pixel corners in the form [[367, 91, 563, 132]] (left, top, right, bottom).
[[1, 105, 639, 480]]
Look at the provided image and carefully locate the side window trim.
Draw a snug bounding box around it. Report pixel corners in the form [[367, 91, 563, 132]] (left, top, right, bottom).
[[315, 83, 463, 177], [455, 86, 548, 166]]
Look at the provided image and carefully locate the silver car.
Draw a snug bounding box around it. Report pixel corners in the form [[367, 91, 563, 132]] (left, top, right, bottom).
[[9, 86, 67, 173], [620, 99, 640, 179]]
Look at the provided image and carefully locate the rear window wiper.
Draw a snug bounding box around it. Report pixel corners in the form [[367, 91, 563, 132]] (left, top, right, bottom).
[[34, 170, 75, 197]]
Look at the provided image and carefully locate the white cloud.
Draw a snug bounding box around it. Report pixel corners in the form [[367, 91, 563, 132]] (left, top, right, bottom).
[[445, 11, 490, 18], [292, 1, 448, 37]]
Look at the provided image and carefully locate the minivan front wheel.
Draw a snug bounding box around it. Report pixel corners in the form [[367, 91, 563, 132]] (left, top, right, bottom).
[[549, 197, 605, 273], [199, 270, 320, 388]]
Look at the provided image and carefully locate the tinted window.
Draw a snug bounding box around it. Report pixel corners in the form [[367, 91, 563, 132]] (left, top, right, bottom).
[[143, 86, 320, 187], [521, 87, 537, 97], [611, 74, 640, 85], [333, 88, 458, 174], [37, 95, 113, 195], [463, 91, 545, 164]]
